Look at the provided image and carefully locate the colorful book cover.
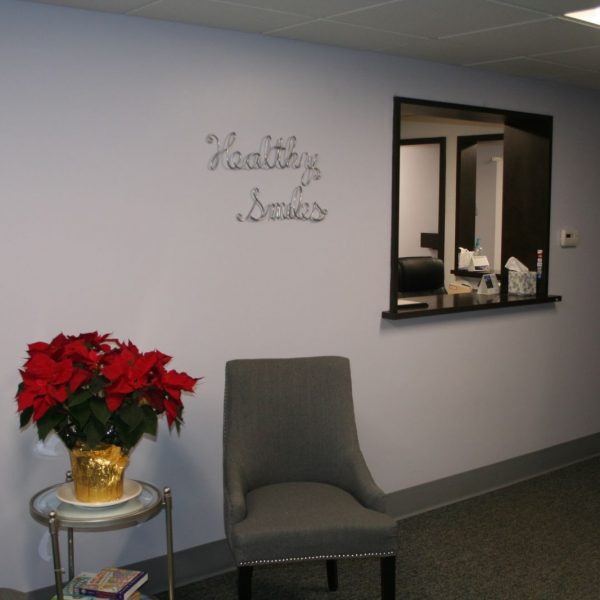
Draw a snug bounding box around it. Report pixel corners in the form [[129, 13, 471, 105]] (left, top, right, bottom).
[[51, 572, 98, 600], [75, 568, 148, 600], [53, 586, 141, 600]]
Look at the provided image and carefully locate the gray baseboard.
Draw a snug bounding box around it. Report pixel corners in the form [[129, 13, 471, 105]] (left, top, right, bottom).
[[385, 431, 600, 520], [29, 432, 600, 599], [129, 538, 236, 593], [29, 540, 236, 600]]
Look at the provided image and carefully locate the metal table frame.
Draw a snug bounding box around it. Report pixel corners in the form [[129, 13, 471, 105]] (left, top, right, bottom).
[[30, 473, 174, 600]]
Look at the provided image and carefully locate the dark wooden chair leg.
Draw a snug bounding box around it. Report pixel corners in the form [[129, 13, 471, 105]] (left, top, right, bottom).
[[380, 555, 396, 600], [326, 559, 338, 591], [238, 565, 253, 600]]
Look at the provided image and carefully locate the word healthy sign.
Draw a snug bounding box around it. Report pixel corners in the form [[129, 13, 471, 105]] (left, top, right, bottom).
[[206, 132, 327, 222]]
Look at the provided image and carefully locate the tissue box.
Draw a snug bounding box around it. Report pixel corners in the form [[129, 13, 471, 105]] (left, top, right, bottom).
[[458, 248, 473, 269], [508, 271, 537, 295], [468, 255, 490, 271]]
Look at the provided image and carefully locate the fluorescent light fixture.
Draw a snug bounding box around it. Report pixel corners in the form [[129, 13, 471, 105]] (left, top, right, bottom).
[[564, 6, 600, 26]]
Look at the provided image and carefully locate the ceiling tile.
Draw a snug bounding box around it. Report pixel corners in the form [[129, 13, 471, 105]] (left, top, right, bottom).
[[17, 0, 600, 91], [21, 0, 157, 14], [215, 0, 387, 19], [130, 0, 312, 33], [331, 0, 548, 38], [475, 56, 600, 88], [492, 0, 600, 16], [451, 17, 600, 61], [269, 20, 414, 52], [376, 36, 507, 64], [574, 72, 600, 89], [533, 45, 600, 71]]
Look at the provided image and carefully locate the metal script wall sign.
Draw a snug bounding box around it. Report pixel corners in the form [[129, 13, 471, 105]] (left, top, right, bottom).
[[206, 132, 328, 222]]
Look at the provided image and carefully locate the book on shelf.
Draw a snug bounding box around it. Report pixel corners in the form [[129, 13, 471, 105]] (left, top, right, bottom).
[[51, 572, 96, 600], [50, 573, 140, 600], [52, 580, 141, 600], [74, 568, 148, 600]]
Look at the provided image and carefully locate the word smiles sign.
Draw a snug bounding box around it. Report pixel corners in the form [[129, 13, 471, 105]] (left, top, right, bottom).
[[206, 132, 328, 222]]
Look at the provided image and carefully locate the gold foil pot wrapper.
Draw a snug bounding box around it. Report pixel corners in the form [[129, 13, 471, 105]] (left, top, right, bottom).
[[69, 443, 129, 503]]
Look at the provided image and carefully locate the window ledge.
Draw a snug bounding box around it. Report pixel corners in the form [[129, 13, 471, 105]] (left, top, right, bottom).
[[382, 293, 562, 320]]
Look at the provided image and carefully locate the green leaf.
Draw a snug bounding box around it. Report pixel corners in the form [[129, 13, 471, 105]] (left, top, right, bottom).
[[173, 407, 184, 434], [128, 423, 145, 449], [90, 397, 110, 424], [83, 418, 105, 449], [119, 403, 144, 429], [174, 417, 183, 434], [67, 387, 93, 408], [88, 375, 107, 395], [69, 403, 91, 430], [36, 409, 64, 441], [19, 406, 34, 429], [141, 406, 158, 437], [112, 416, 144, 450]]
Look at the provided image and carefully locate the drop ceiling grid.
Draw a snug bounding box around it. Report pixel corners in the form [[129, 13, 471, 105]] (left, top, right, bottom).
[[18, 0, 600, 91]]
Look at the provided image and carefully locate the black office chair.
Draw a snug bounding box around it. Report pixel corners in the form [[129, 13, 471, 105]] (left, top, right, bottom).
[[397, 256, 446, 297]]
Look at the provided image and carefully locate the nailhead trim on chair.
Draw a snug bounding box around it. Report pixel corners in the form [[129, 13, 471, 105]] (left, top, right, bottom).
[[240, 550, 396, 566]]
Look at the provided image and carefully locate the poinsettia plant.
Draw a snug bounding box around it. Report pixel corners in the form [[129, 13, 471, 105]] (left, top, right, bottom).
[[16, 332, 199, 451]]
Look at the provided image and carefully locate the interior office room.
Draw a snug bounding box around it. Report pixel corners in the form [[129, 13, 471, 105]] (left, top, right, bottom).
[[1, 0, 599, 598]]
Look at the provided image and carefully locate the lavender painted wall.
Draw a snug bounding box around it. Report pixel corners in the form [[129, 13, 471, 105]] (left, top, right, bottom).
[[1, 0, 598, 591]]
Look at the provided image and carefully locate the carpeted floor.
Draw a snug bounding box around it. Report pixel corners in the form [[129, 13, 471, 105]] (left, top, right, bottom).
[[167, 457, 600, 599]]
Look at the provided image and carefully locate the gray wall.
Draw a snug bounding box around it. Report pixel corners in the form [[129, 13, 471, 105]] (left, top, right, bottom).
[[1, 0, 599, 592]]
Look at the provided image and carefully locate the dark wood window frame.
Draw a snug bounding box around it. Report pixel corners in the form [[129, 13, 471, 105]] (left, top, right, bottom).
[[383, 97, 561, 321]]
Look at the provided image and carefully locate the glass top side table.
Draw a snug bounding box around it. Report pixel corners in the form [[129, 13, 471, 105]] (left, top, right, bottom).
[[30, 475, 174, 600]]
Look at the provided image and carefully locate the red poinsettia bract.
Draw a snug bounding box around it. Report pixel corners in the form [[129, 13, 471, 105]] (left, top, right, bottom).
[[16, 332, 199, 450]]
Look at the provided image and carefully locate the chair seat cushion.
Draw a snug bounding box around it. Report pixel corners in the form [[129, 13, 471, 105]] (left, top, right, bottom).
[[230, 481, 398, 565]]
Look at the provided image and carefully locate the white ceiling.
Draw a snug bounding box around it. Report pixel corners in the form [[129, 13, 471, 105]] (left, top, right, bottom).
[[22, 0, 600, 91]]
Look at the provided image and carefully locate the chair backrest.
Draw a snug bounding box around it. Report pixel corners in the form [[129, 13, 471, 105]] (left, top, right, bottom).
[[397, 256, 445, 296], [224, 356, 364, 493]]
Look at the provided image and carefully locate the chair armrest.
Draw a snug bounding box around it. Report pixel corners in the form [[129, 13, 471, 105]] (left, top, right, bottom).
[[343, 452, 387, 513], [224, 462, 247, 535]]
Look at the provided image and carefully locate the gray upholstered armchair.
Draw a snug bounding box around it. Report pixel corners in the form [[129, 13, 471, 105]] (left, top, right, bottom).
[[223, 356, 398, 599]]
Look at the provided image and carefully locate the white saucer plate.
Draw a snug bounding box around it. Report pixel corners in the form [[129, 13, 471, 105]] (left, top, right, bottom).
[[56, 479, 142, 508]]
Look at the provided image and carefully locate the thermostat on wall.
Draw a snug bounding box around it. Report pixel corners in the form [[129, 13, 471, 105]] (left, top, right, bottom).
[[560, 228, 579, 248]]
